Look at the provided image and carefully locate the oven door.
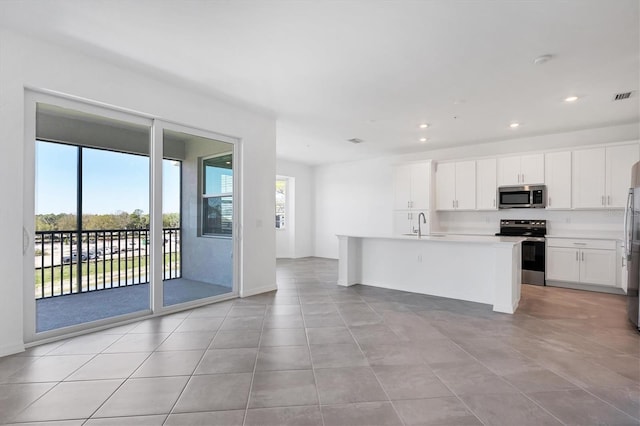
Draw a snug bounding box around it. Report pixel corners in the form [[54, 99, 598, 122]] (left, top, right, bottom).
[[522, 238, 545, 285]]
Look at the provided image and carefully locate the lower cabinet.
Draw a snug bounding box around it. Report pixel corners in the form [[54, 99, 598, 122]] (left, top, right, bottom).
[[546, 238, 617, 287]]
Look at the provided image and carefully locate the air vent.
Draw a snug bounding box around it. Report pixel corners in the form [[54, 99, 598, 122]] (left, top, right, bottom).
[[347, 138, 364, 144], [613, 91, 634, 101]]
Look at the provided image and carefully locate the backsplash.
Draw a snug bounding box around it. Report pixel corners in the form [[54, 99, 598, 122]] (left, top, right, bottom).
[[436, 209, 624, 237]]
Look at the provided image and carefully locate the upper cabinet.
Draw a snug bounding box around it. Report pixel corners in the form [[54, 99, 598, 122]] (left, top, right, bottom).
[[544, 151, 572, 209], [573, 144, 639, 209], [435, 160, 476, 210], [497, 154, 544, 186], [476, 158, 497, 210], [393, 161, 431, 210]]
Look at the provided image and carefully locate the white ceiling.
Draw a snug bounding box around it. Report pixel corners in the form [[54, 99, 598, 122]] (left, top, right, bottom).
[[1, 0, 638, 165]]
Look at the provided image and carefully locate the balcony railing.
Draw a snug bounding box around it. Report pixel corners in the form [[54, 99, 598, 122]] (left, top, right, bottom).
[[34, 228, 180, 299]]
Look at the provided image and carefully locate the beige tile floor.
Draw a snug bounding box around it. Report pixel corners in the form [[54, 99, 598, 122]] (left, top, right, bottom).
[[0, 257, 638, 425]]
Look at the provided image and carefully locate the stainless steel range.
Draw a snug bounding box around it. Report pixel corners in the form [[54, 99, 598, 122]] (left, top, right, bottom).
[[495, 220, 547, 286]]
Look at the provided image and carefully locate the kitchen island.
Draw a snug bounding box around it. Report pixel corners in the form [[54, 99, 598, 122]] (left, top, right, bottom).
[[337, 234, 523, 314]]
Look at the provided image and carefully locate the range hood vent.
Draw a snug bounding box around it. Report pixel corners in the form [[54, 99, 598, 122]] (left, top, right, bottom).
[[613, 91, 634, 101]]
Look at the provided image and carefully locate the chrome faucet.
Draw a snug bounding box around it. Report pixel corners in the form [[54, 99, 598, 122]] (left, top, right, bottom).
[[417, 212, 427, 238]]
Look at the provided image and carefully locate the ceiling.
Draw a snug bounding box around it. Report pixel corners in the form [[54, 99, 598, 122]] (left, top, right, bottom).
[[1, 0, 638, 165]]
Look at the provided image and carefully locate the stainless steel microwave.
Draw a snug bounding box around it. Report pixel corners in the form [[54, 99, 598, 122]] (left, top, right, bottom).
[[498, 185, 546, 209]]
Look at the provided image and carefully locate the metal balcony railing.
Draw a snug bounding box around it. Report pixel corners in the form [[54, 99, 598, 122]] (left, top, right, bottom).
[[34, 228, 180, 299]]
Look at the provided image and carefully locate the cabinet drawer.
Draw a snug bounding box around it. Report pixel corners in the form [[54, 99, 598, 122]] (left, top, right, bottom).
[[546, 238, 616, 250]]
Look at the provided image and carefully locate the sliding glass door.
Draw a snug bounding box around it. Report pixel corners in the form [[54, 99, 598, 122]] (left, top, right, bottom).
[[25, 93, 239, 342]]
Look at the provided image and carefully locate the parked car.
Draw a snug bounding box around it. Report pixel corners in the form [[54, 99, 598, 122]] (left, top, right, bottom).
[[62, 252, 88, 264]]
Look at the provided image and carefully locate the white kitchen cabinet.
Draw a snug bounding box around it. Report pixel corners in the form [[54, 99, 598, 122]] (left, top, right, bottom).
[[544, 151, 572, 209], [546, 238, 617, 287], [573, 143, 639, 209], [435, 160, 476, 210], [497, 154, 544, 186], [476, 158, 497, 210], [393, 162, 431, 210], [606, 144, 639, 208]]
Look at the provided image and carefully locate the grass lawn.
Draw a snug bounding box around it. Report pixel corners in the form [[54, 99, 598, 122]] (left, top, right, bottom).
[[35, 253, 180, 297]]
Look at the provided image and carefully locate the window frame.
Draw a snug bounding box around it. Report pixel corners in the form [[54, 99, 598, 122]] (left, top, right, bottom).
[[200, 152, 233, 238]]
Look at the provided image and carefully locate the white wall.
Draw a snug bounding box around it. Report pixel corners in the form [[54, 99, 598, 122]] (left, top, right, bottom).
[[276, 159, 314, 258], [314, 124, 639, 259], [0, 30, 276, 356]]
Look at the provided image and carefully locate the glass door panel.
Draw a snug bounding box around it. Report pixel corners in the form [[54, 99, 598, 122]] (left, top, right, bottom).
[[162, 129, 234, 306], [34, 103, 151, 333]]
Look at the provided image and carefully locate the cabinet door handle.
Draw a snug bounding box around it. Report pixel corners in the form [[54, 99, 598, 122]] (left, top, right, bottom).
[[576, 251, 579, 261], [573, 242, 587, 246], [521, 174, 525, 183], [582, 252, 585, 261], [452, 200, 455, 208], [493, 199, 496, 207], [601, 196, 605, 206], [607, 196, 611, 206], [548, 197, 551, 207]]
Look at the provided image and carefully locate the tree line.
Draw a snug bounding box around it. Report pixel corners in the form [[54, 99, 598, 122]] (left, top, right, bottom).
[[36, 210, 180, 231]]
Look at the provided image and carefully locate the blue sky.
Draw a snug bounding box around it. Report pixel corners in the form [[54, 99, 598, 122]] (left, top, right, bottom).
[[36, 141, 181, 215]]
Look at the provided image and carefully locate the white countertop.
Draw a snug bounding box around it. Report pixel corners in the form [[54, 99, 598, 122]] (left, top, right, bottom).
[[337, 234, 524, 245], [545, 232, 623, 241]]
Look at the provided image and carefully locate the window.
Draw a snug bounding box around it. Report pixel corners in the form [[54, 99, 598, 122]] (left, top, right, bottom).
[[275, 179, 286, 229], [202, 153, 233, 236]]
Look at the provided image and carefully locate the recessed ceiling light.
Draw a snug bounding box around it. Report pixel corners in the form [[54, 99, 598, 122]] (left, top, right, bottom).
[[510, 122, 520, 128], [419, 123, 429, 129], [564, 96, 579, 102], [419, 137, 428, 143]]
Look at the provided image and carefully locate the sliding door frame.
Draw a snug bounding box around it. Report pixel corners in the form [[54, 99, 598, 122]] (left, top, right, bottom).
[[23, 89, 241, 345]]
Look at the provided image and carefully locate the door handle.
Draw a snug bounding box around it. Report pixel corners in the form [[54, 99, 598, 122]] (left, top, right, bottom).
[[601, 195, 605, 206], [576, 251, 579, 261], [607, 195, 611, 206]]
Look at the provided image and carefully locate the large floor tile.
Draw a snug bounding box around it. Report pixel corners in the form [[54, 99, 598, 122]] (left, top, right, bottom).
[[128, 318, 184, 334], [314, 366, 387, 405], [306, 326, 355, 345], [256, 346, 311, 371], [501, 368, 579, 393], [245, 405, 322, 426], [263, 314, 305, 329], [93, 376, 188, 417], [360, 343, 424, 366], [586, 386, 640, 420], [4, 354, 92, 383], [349, 324, 404, 346], [65, 352, 149, 381], [47, 334, 121, 355], [393, 397, 482, 425], [13, 379, 123, 422], [249, 370, 318, 408], [220, 315, 264, 331], [431, 360, 518, 396], [303, 313, 345, 328], [373, 364, 452, 400], [260, 328, 308, 347], [155, 331, 216, 351], [164, 410, 244, 425], [103, 333, 169, 353], [131, 350, 203, 377], [207, 330, 258, 349], [173, 317, 223, 333], [529, 389, 640, 425], [0, 382, 56, 424], [194, 348, 257, 374], [309, 343, 368, 369], [321, 401, 402, 426], [84, 415, 166, 425], [461, 392, 563, 425], [172, 373, 252, 412]]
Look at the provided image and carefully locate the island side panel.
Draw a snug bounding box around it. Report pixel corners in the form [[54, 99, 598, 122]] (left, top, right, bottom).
[[337, 235, 362, 287], [492, 243, 522, 314], [357, 238, 497, 305]]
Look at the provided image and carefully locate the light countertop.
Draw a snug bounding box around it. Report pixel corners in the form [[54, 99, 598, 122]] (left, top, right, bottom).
[[337, 234, 524, 245]]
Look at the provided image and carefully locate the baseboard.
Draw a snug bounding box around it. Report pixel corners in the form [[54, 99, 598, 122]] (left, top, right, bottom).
[[546, 280, 625, 295], [0, 342, 25, 358], [241, 284, 277, 298], [492, 299, 519, 314]]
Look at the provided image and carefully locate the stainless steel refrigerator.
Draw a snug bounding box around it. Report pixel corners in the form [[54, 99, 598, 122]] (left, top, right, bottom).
[[624, 162, 640, 330]]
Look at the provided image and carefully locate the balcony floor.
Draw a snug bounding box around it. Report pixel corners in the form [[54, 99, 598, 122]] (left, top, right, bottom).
[[36, 278, 232, 332]]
